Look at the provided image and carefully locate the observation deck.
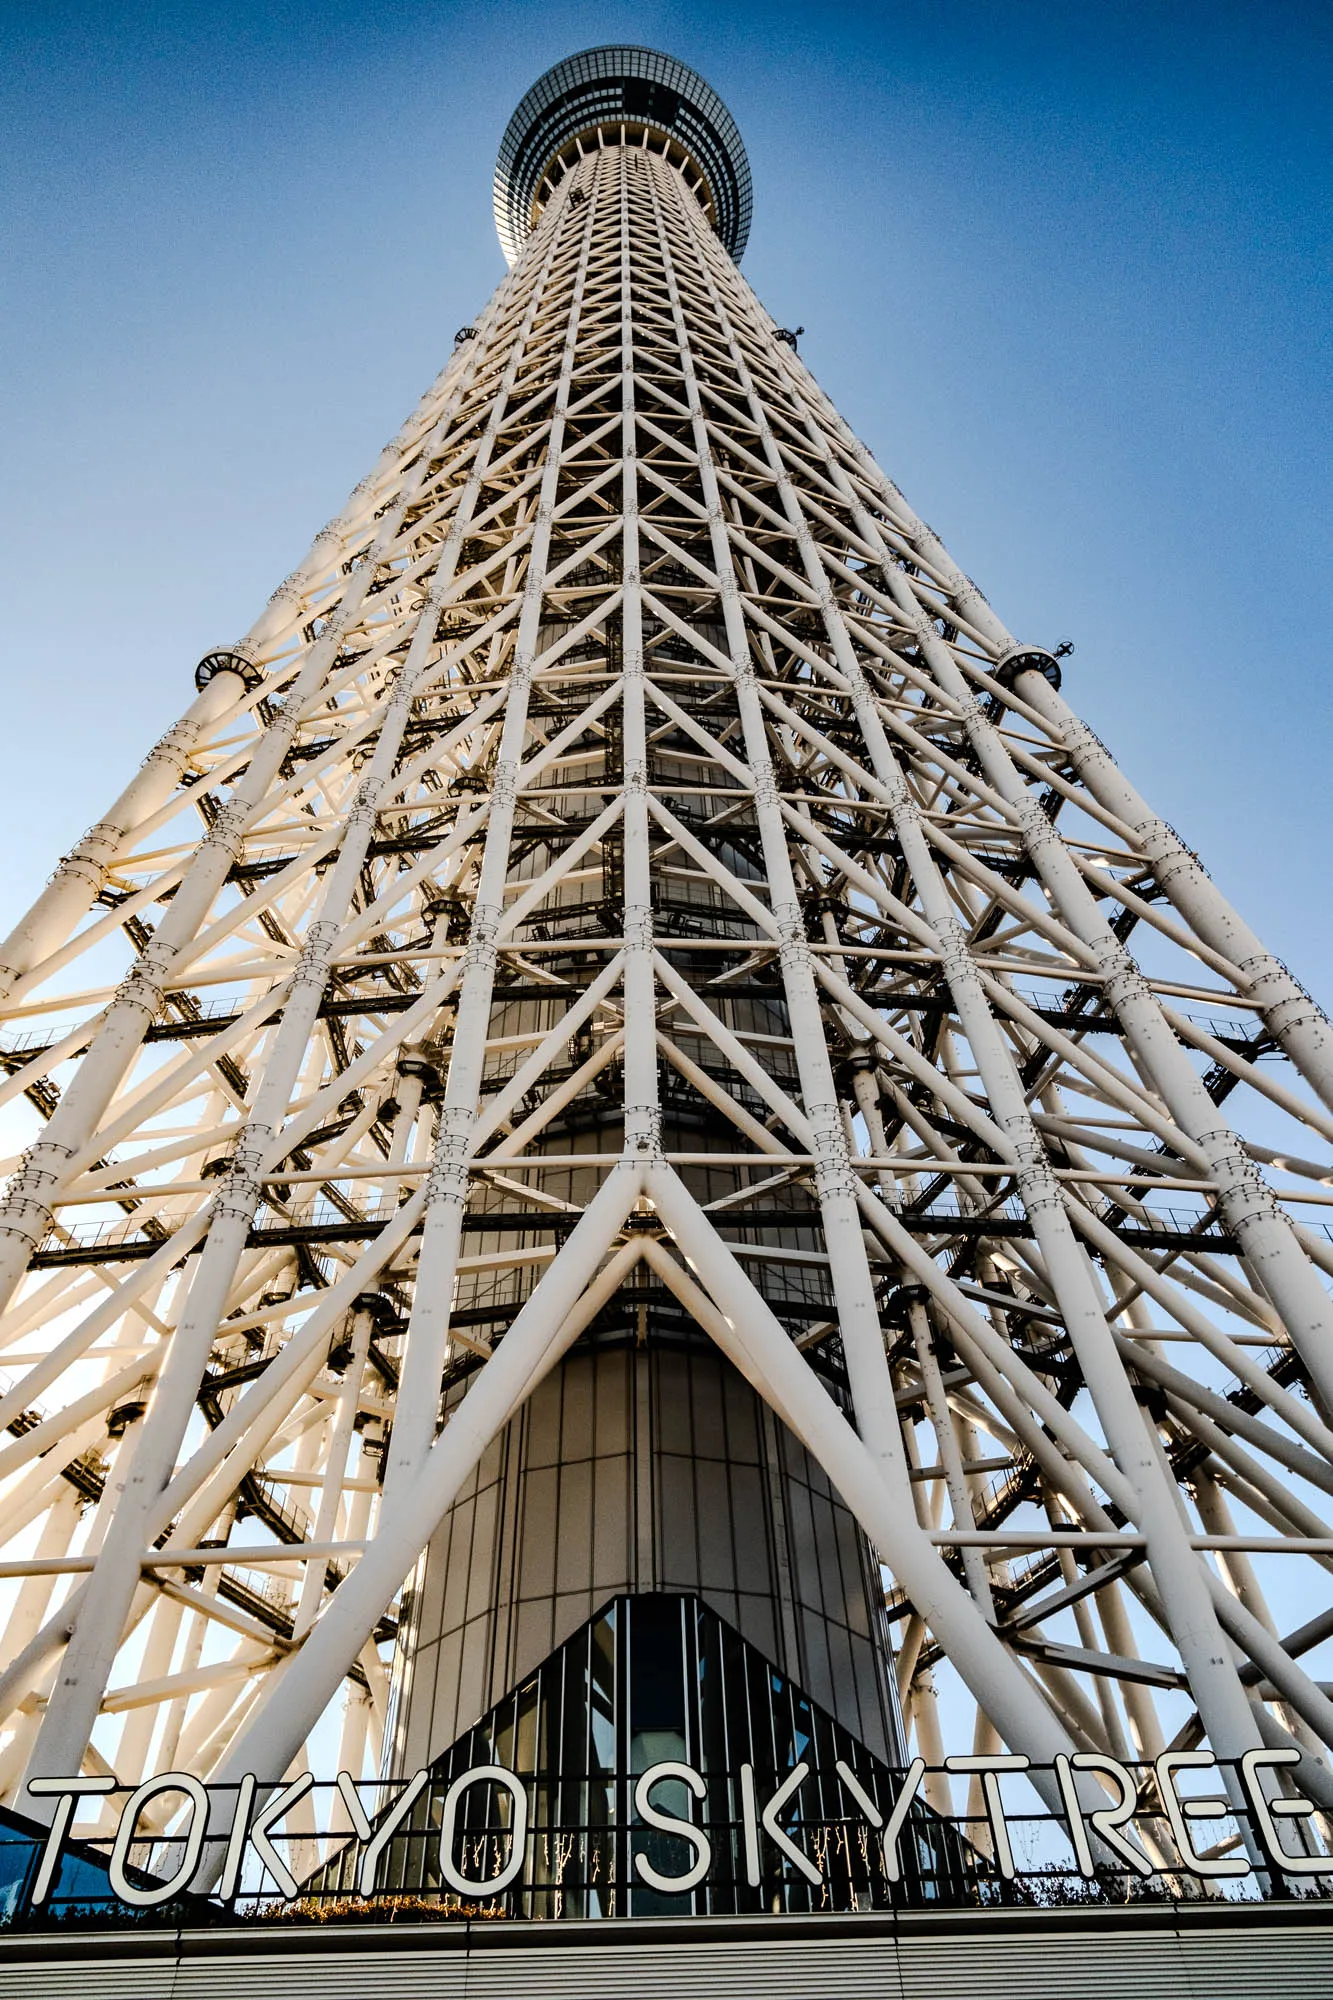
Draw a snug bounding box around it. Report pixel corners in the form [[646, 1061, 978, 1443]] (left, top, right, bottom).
[[494, 45, 752, 265]]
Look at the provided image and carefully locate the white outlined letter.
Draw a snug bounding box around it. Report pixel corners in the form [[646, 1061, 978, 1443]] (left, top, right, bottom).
[[107, 1772, 208, 1907], [438, 1765, 528, 1897], [632, 1761, 710, 1894]]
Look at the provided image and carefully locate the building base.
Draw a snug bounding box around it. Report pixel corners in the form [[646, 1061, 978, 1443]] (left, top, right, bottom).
[[3, 1900, 1331, 1999]]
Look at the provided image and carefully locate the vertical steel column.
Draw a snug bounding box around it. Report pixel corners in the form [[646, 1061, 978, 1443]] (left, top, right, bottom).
[[0, 319, 507, 1323], [1010, 667, 1333, 1108], [758, 320, 1333, 1109], [644, 161, 908, 1501], [673, 177, 1268, 1771], [208, 1195, 643, 1814], [792, 412, 1333, 1411], [20, 281, 542, 1788], [642, 159, 1097, 1774], [381, 164, 604, 1493], [618, 154, 662, 1165]]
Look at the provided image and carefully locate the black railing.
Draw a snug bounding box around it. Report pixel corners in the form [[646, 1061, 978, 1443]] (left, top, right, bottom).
[[0, 1759, 1328, 1933]]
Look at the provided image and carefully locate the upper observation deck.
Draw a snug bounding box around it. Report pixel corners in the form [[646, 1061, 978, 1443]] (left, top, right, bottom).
[[494, 45, 752, 265]]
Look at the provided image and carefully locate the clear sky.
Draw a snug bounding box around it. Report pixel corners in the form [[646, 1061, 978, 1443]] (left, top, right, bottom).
[[1, 0, 1330, 1000]]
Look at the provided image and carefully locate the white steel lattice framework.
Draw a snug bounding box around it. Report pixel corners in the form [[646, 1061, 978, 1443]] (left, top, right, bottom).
[[2, 48, 1333, 1838]]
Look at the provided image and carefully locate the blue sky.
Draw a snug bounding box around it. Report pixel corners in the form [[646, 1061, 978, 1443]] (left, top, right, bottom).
[[1, 0, 1330, 997]]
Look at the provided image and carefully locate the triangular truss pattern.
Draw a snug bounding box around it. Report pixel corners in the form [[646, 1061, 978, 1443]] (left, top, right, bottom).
[[1, 133, 1332, 1836]]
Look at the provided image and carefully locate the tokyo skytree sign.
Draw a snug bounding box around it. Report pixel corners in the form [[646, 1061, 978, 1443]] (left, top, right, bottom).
[[0, 43, 1330, 1928]]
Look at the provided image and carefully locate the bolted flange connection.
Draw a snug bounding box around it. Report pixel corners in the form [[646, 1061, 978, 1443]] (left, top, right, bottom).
[[991, 644, 1063, 696], [397, 1051, 447, 1105], [195, 650, 265, 695]]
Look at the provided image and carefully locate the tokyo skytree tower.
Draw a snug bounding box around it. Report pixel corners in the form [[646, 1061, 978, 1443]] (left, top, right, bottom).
[[1, 42, 1332, 1830]]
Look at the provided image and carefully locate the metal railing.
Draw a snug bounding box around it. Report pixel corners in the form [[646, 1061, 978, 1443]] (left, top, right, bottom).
[[1, 1760, 1328, 1932]]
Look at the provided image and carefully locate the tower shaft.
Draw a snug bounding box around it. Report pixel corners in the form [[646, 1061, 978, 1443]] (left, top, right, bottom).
[[0, 77, 1331, 1848]]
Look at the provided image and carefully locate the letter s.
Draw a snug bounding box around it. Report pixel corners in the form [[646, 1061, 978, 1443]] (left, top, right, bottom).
[[632, 1760, 711, 1894]]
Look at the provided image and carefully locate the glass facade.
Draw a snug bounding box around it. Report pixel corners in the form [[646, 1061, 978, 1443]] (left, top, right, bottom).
[[494, 46, 753, 263], [0, 1804, 161, 1926], [320, 1593, 968, 1919], [387, 1341, 902, 1773]]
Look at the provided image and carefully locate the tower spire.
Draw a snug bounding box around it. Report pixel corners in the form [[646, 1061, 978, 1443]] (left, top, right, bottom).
[[2, 47, 1332, 1848]]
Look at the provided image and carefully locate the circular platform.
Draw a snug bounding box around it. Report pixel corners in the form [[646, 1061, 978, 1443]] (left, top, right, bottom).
[[494, 45, 752, 266]]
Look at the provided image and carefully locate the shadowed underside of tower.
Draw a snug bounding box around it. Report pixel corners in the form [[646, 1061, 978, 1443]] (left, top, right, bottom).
[[1, 42, 1333, 1866]]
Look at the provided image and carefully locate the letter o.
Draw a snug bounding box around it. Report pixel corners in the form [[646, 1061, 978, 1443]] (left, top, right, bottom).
[[438, 1765, 528, 1897], [108, 1772, 209, 1908]]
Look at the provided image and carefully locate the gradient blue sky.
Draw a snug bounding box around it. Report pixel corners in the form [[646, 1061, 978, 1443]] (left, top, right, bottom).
[[1, 0, 1330, 997]]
